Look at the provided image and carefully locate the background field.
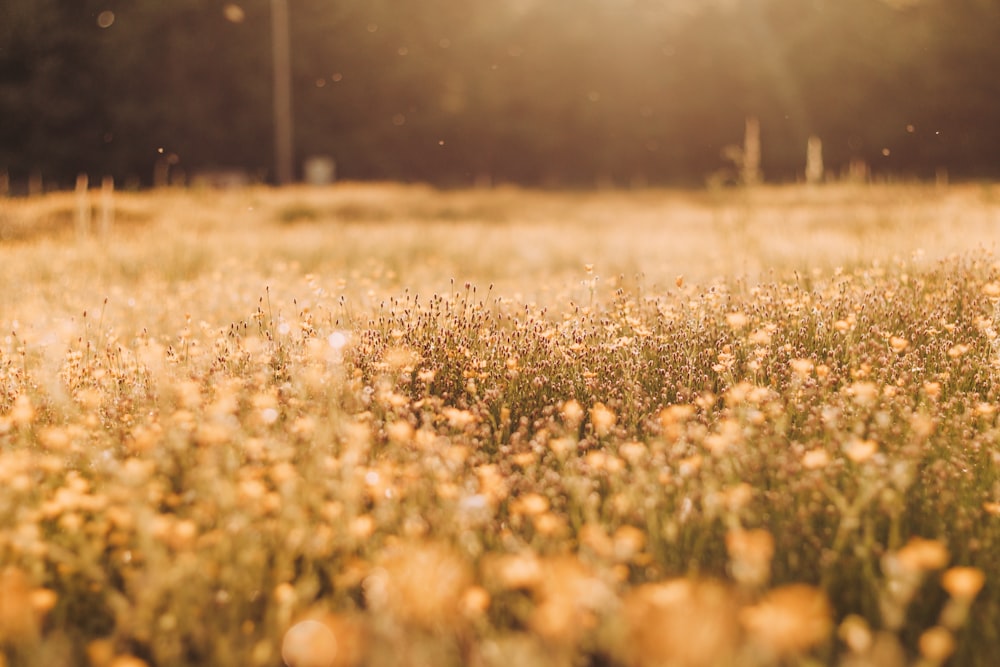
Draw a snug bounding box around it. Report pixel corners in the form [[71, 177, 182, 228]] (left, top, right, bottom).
[[2, 183, 1000, 667], [3, 182, 999, 296]]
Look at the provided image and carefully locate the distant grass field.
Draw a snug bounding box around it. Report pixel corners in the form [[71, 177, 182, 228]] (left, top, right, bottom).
[[1, 182, 1000, 667]]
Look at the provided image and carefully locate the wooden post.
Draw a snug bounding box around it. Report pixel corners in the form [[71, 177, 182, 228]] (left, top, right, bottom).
[[75, 173, 91, 240], [153, 157, 169, 188], [100, 176, 114, 239], [28, 171, 43, 197], [742, 116, 762, 186], [935, 167, 949, 188], [847, 158, 870, 184], [805, 136, 823, 185], [271, 0, 294, 185]]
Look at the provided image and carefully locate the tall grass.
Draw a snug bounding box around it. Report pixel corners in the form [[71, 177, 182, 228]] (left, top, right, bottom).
[[1, 183, 999, 666]]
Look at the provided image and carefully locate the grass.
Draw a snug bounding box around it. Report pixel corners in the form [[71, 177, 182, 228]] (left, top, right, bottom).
[[1, 182, 1000, 666]]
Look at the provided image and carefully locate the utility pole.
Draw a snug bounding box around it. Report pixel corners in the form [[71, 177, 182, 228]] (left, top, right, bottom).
[[271, 0, 294, 185]]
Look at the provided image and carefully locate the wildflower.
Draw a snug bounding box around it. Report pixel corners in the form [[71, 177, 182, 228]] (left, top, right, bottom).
[[910, 412, 936, 438], [0, 567, 40, 644], [725, 312, 748, 330], [87, 640, 115, 667], [579, 523, 614, 559], [941, 566, 985, 601], [789, 358, 814, 378], [461, 586, 491, 617], [703, 418, 742, 455], [510, 492, 550, 516], [838, 614, 872, 654], [274, 582, 297, 608], [259, 407, 280, 425], [947, 343, 970, 358], [238, 478, 269, 502], [281, 619, 338, 667], [442, 407, 476, 430], [678, 454, 702, 477], [194, 421, 234, 446], [843, 438, 878, 464], [126, 423, 162, 454], [975, 402, 996, 417], [612, 525, 647, 563], [533, 511, 568, 536], [919, 626, 955, 662], [327, 330, 349, 351], [983, 501, 1000, 516], [659, 404, 695, 441], [889, 336, 909, 353], [801, 448, 831, 470], [30, 588, 57, 618], [618, 441, 647, 465], [895, 537, 949, 573], [879, 540, 942, 631], [170, 519, 199, 551], [621, 578, 739, 667], [666, 403, 697, 422], [714, 482, 754, 513], [512, 451, 537, 468], [726, 528, 775, 588], [741, 584, 832, 658], [9, 394, 35, 427], [386, 420, 413, 445], [845, 381, 879, 405], [175, 380, 202, 410], [383, 345, 420, 370], [923, 381, 942, 399], [357, 468, 393, 501], [109, 657, 151, 667], [381, 391, 409, 409], [561, 399, 584, 426], [349, 515, 375, 540], [487, 552, 544, 591], [590, 403, 617, 436], [530, 556, 613, 647], [369, 541, 472, 630], [37, 427, 71, 452], [476, 464, 509, 504], [289, 416, 317, 438], [582, 450, 606, 471], [545, 438, 576, 460], [724, 381, 752, 405]]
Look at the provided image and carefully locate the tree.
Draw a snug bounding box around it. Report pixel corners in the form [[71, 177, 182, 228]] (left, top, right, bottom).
[[0, 0, 108, 187], [3, 0, 999, 187]]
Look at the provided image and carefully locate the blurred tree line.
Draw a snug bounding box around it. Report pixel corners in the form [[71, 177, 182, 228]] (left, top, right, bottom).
[[1, 0, 998, 189]]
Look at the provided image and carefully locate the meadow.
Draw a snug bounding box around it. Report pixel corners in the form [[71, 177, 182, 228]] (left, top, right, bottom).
[[1, 182, 1000, 667]]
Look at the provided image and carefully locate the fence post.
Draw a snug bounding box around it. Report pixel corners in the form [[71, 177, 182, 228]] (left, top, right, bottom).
[[806, 136, 824, 185], [935, 168, 949, 188], [153, 156, 170, 188], [75, 173, 91, 240], [742, 116, 762, 186], [100, 176, 115, 239], [847, 159, 870, 184], [28, 171, 43, 197]]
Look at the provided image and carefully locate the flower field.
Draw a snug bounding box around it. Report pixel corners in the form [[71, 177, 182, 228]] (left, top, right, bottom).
[[1, 183, 1000, 666]]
